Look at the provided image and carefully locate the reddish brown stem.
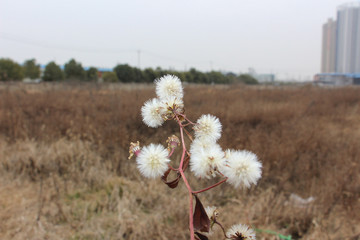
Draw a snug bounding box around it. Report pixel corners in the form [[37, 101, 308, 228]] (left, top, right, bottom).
[[176, 114, 195, 240], [179, 165, 195, 240], [168, 148, 175, 157], [183, 127, 194, 142], [167, 164, 178, 171], [215, 221, 229, 239], [166, 149, 179, 171], [178, 112, 196, 125], [217, 170, 225, 177], [192, 177, 228, 194]]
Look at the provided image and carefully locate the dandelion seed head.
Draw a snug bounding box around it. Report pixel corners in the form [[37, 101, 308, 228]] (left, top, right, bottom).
[[161, 96, 184, 119], [189, 138, 215, 156], [224, 149, 236, 160], [226, 224, 256, 240], [141, 98, 165, 128], [155, 74, 183, 100], [223, 150, 262, 188], [190, 143, 224, 179], [155, 96, 185, 121], [194, 114, 222, 142], [205, 206, 219, 222], [136, 144, 170, 178]]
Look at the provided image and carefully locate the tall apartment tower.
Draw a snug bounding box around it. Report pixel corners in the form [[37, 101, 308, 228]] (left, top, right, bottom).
[[321, 18, 337, 73], [335, 2, 360, 73]]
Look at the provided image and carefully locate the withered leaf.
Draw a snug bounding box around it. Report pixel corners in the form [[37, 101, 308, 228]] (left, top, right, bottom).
[[195, 232, 209, 240], [161, 168, 181, 189], [193, 195, 210, 233], [182, 154, 190, 171]]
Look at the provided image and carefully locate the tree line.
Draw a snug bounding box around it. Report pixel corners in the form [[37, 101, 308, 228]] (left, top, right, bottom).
[[0, 58, 258, 84]]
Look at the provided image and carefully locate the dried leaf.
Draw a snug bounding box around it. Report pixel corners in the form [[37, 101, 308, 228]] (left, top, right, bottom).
[[182, 154, 190, 171], [195, 232, 209, 240], [161, 168, 181, 189], [193, 195, 210, 232]]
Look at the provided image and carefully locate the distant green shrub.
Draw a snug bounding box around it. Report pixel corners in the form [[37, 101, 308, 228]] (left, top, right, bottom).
[[102, 71, 118, 82], [23, 59, 40, 79], [64, 59, 85, 80], [238, 74, 259, 85], [43, 61, 64, 81], [86, 67, 98, 81], [0, 58, 24, 81]]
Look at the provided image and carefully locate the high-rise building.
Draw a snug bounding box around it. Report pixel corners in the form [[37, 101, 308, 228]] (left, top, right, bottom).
[[321, 2, 360, 74], [335, 2, 360, 73], [321, 18, 337, 73], [317, 2, 360, 85]]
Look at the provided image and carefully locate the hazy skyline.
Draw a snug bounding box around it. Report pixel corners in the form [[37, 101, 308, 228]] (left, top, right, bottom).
[[1, 0, 356, 80]]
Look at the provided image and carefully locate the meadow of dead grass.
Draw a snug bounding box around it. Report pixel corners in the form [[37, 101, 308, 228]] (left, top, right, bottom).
[[0, 82, 359, 240]]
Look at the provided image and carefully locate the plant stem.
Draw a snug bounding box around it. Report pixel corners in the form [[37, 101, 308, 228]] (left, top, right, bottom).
[[168, 148, 175, 157], [215, 221, 228, 239], [179, 165, 195, 240], [176, 114, 195, 240], [177, 116, 187, 170], [183, 127, 194, 142], [178, 112, 196, 125], [167, 164, 178, 171], [192, 177, 228, 194]]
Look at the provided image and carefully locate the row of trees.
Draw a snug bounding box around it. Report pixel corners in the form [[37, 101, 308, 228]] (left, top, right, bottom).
[[0, 58, 98, 82], [0, 58, 258, 84]]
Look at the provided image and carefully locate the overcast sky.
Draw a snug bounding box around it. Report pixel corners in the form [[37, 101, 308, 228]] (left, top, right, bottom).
[[0, 0, 356, 80]]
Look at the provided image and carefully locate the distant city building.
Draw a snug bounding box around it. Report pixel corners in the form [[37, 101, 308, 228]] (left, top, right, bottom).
[[314, 73, 360, 85], [318, 2, 360, 85], [335, 2, 360, 73], [254, 74, 275, 83], [321, 18, 337, 73], [248, 68, 275, 83]]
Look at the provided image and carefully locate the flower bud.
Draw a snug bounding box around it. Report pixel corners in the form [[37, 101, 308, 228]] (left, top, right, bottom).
[[128, 141, 141, 159], [166, 135, 180, 152], [205, 206, 219, 223]]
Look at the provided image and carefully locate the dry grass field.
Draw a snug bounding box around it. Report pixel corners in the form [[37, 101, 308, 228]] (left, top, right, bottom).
[[0, 82, 359, 240]]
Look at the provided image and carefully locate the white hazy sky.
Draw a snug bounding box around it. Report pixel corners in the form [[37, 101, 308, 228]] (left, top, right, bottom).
[[0, 0, 356, 80]]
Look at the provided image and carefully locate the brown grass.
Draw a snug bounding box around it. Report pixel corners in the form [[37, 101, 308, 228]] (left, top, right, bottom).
[[0, 82, 359, 239]]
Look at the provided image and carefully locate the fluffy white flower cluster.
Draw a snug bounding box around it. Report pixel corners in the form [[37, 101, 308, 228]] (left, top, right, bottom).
[[190, 114, 262, 188], [136, 143, 170, 178], [190, 115, 223, 178], [223, 149, 262, 188], [226, 223, 256, 240], [141, 75, 184, 128], [139, 74, 262, 188], [193, 114, 222, 142]]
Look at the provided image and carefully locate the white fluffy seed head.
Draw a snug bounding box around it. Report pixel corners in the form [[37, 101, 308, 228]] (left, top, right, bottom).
[[224, 149, 236, 160], [136, 144, 170, 178], [222, 150, 262, 188], [155, 75, 183, 100], [189, 138, 215, 156], [226, 224, 256, 240], [160, 96, 185, 120], [190, 143, 224, 179], [194, 114, 222, 143], [141, 98, 165, 128], [205, 206, 218, 221]]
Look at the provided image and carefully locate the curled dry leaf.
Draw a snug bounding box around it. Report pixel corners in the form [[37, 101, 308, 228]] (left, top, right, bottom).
[[161, 154, 190, 189], [161, 168, 181, 189], [193, 195, 210, 233], [195, 232, 209, 240]]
